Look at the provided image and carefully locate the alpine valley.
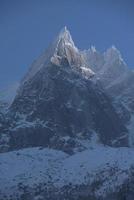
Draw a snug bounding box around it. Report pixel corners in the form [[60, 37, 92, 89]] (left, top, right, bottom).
[[0, 27, 134, 200]]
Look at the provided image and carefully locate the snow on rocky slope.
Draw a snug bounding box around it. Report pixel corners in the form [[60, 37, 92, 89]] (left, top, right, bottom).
[[0, 145, 134, 199]]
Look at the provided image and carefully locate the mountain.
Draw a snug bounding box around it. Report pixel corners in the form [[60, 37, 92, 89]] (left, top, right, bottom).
[[84, 45, 134, 143], [83, 45, 128, 88], [0, 27, 134, 200], [21, 26, 94, 85], [8, 27, 128, 153], [82, 46, 105, 72]]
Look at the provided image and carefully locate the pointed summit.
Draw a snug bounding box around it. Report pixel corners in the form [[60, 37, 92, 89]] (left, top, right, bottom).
[[107, 45, 121, 57], [50, 26, 83, 67], [90, 45, 97, 53], [59, 26, 69, 37], [54, 26, 78, 54], [58, 26, 76, 46], [104, 45, 125, 64], [22, 27, 93, 84], [22, 27, 78, 83]]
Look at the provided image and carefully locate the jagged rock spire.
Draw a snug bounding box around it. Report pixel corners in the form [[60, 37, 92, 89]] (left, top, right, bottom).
[[52, 26, 78, 58], [50, 26, 83, 67], [56, 26, 78, 51], [104, 45, 126, 65], [22, 27, 93, 84]]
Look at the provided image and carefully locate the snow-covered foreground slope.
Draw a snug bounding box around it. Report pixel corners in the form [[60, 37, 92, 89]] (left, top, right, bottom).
[[0, 146, 134, 199]]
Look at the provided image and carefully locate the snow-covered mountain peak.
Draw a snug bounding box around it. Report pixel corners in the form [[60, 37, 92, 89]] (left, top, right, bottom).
[[20, 27, 94, 86], [104, 45, 125, 64], [50, 27, 88, 68], [21, 27, 80, 84], [57, 26, 77, 50], [90, 45, 97, 53], [52, 26, 78, 58]]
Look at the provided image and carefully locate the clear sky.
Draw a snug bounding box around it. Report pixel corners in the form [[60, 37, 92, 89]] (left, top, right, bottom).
[[0, 0, 134, 87]]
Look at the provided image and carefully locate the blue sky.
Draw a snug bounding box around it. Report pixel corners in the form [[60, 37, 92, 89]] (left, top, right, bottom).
[[0, 0, 134, 87]]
